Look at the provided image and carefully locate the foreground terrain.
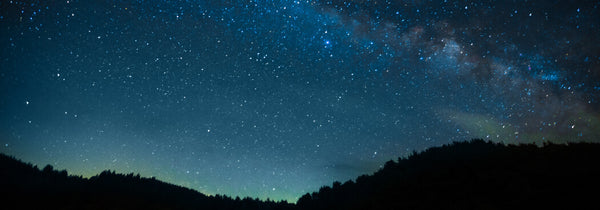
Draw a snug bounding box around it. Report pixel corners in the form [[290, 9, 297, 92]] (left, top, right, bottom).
[[2, 139, 599, 209]]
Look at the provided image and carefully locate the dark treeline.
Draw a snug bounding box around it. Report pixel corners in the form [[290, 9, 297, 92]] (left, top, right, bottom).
[[0, 153, 295, 210], [2, 139, 599, 209], [297, 139, 600, 209]]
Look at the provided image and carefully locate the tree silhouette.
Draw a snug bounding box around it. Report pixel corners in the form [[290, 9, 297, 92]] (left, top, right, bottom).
[[2, 139, 599, 209], [297, 139, 600, 210], [0, 154, 297, 210]]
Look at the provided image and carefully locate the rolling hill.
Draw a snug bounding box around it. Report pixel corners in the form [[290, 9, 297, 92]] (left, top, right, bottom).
[[2, 139, 599, 209]]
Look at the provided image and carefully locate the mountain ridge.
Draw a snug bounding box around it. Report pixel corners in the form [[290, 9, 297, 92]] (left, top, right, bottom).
[[0, 153, 295, 209], [297, 139, 600, 209], [2, 139, 599, 209]]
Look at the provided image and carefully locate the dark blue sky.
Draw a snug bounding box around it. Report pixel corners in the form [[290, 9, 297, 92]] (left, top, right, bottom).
[[1, 0, 599, 202]]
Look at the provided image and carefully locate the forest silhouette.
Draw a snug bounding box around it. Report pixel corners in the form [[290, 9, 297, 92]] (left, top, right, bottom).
[[1, 139, 599, 209]]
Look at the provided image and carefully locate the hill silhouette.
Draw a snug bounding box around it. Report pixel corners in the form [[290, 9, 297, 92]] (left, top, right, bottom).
[[297, 139, 600, 210], [0, 153, 295, 210], [2, 139, 599, 209]]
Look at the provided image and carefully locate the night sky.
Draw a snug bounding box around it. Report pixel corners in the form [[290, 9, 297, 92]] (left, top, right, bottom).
[[1, 0, 599, 202]]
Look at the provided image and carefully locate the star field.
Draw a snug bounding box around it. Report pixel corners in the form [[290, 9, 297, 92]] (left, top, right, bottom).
[[1, 0, 599, 202]]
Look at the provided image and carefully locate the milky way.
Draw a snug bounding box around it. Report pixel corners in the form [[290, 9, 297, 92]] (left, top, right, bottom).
[[1, 0, 599, 202]]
